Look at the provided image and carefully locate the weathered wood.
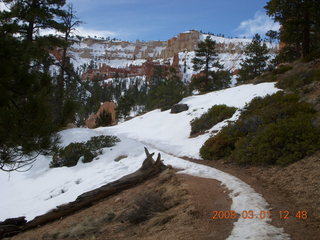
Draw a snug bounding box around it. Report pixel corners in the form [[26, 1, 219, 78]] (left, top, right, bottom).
[[0, 217, 27, 239], [0, 148, 167, 238]]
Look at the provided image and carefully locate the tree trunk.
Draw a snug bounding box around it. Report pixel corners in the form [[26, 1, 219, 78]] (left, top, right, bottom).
[[26, 21, 34, 42], [302, 5, 311, 57]]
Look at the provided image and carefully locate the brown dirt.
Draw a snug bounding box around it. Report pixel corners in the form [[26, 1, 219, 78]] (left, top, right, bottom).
[[184, 151, 320, 240], [8, 169, 234, 240]]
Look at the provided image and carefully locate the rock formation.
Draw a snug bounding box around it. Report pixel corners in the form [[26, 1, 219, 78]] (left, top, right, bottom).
[[85, 101, 117, 128], [65, 30, 278, 83]]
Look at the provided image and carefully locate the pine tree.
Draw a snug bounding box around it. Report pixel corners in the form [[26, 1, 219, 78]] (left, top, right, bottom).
[[210, 70, 232, 91], [56, 4, 82, 109], [192, 36, 222, 91], [116, 94, 134, 119], [265, 0, 320, 59], [265, 30, 279, 44], [0, 0, 68, 171], [147, 68, 188, 111], [2, 0, 66, 42], [237, 34, 270, 83]]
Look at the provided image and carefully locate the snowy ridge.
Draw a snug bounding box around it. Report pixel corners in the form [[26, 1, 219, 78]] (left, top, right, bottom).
[[68, 30, 278, 84]]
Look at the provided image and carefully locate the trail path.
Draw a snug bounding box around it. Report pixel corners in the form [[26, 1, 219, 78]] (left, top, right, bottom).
[[117, 137, 290, 240]]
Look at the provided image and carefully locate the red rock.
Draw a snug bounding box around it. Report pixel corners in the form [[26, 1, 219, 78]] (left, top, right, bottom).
[[85, 102, 117, 128]]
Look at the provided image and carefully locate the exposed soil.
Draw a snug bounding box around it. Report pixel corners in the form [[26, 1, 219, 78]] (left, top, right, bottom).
[[6, 150, 319, 240], [185, 151, 320, 240], [8, 169, 234, 240]]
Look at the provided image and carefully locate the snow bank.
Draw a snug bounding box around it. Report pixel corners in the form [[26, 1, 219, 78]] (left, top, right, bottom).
[[0, 83, 289, 239], [0, 134, 145, 221], [111, 83, 279, 159]]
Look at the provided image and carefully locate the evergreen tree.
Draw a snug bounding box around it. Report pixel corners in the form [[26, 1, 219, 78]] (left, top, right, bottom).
[[2, 0, 66, 42], [265, 30, 279, 44], [209, 70, 232, 91], [56, 4, 82, 108], [237, 34, 270, 83], [147, 68, 188, 111], [116, 94, 134, 119], [265, 0, 320, 59], [95, 110, 112, 127], [0, 0, 68, 171], [192, 36, 222, 91]]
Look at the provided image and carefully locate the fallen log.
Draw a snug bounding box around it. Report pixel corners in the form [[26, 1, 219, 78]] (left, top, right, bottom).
[[0, 147, 167, 239], [0, 217, 27, 239]]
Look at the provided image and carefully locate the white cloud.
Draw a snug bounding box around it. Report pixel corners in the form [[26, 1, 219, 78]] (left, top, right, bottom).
[[41, 26, 117, 38], [235, 11, 280, 38]]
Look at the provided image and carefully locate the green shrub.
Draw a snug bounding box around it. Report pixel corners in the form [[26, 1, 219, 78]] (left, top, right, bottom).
[[85, 135, 120, 151], [50, 135, 120, 168], [50, 142, 93, 167], [232, 115, 320, 165], [255, 72, 277, 83], [240, 92, 316, 124], [190, 105, 237, 136], [272, 65, 293, 75], [200, 124, 239, 160], [276, 69, 320, 91], [200, 92, 320, 165]]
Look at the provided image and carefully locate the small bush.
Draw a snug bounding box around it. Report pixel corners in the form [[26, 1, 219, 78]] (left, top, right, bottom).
[[240, 92, 316, 123], [276, 69, 320, 91], [272, 65, 293, 75], [85, 135, 120, 151], [127, 191, 167, 224], [95, 110, 113, 127], [200, 92, 320, 165], [232, 115, 320, 165], [50, 142, 91, 167], [190, 105, 237, 136], [200, 125, 239, 160], [50, 135, 120, 168]]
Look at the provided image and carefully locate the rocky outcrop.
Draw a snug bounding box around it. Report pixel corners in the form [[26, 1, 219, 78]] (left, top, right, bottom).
[[85, 101, 117, 128], [160, 30, 200, 58], [170, 104, 189, 114], [70, 30, 202, 62], [67, 30, 278, 83], [82, 59, 173, 81], [71, 30, 277, 63]]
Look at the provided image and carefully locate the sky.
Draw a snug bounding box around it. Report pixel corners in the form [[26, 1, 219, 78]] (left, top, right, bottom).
[[1, 0, 279, 41]]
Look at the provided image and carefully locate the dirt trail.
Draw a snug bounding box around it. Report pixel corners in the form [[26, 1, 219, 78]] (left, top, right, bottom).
[[184, 157, 320, 240], [7, 144, 318, 240], [9, 169, 234, 240], [140, 141, 319, 240]]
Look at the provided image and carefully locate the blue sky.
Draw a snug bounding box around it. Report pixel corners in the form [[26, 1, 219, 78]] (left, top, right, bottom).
[[62, 0, 278, 41], [0, 0, 279, 40]]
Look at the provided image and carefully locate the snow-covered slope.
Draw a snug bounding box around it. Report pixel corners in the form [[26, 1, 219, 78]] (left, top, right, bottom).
[[68, 30, 278, 82], [1, 83, 290, 239]]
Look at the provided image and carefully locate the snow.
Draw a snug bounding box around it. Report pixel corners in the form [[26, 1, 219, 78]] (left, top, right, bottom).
[[0, 83, 289, 239], [67, 31, 278, 86], [0, 133, 145, 221], [201, 34, 253, 45], [161, 155, 289, 240], [111, 83, 279, 159]]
